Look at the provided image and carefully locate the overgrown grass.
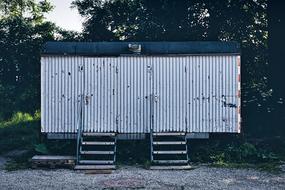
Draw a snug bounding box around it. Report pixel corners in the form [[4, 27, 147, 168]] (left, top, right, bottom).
[[0, 112, 40, 155], [0, 111, 75, 170], [189, 134, 285, 173]]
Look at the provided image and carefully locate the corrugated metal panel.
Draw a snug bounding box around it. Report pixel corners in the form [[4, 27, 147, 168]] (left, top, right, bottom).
[[82, 57, 152, 133], [83, 57, 117, 132], [152, 55, 238, 133], [41, 56, 83, 133], [41, 55, 240, 134], [117, 57, 152, 133]]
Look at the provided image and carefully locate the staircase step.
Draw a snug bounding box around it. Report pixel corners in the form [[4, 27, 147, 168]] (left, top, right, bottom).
[[79, 160, 114, 165], [150, 132, 188, 169], [150, 165, 192, 170], [153, 132, 185, 136], [152, 160, 188, 164], [80, 151, 114, 155], [153, 150, 187, 154], [74, 165, 115, 170], [153, 141, 186, 145], [82, 132, 116, 137], [81, 141, 115, 145]]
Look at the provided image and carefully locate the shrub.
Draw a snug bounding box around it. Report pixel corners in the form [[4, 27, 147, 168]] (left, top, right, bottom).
[[190, 138, 281, 165]]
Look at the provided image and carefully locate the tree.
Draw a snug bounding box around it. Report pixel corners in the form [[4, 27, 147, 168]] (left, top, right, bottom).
[[0, 0, 55, 119], [267, 1, 285, 135]]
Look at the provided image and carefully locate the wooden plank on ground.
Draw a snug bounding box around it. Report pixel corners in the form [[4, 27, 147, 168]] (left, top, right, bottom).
[[32, 155, 75, 161], [31, 155, 75, 169]]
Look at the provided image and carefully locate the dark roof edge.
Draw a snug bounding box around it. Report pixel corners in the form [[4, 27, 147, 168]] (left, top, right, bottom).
[[42, 41, 240, 55]]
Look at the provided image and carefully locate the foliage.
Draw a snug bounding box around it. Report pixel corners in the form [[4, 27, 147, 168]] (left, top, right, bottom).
[[0, 111, 77, 155], [0, 112, 40, 154], [188, 135, 285, 173], [34, 143, 49, 154], [0, 0, 53, 23], [0, 0, 85, 120], [189, 135, 283, 166], [0, 112, 76, 170], [54, 27, 83, 41], [0, 0, 56, 120]]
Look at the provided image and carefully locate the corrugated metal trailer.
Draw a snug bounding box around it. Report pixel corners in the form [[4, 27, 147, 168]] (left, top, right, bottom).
[[41, 42, 241, 138]]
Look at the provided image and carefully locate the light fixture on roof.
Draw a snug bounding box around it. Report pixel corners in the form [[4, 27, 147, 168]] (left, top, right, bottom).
[[128, 43, 141, 53]]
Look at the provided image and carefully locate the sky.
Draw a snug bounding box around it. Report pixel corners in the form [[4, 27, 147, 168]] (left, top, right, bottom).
[[45, 0, 83, 32]]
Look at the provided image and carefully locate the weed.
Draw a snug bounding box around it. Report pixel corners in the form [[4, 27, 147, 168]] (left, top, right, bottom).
[[0, 111, 76, 170], [34, 143, 49, 154], [189, 135, 285, 173], [143, 160, 151, 169], [0, 120, 39, 155]]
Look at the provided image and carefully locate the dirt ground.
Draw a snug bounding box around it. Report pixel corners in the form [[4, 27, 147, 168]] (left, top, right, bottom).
[[0, 164, 285, 190]]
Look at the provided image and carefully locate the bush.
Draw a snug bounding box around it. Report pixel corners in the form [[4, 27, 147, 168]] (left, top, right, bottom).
[[0, 119, 40, 155], [190, 137, 281, 166], [0, 111, 37, 127]]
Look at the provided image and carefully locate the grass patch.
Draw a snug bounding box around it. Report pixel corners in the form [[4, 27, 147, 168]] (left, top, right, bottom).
[[0, 111, 75, 170], [0, 112, 40, 170], [189, 135, 285, 173], [0, 112, 40, 155]]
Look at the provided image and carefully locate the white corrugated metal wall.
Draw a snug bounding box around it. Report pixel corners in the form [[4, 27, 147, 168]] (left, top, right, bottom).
[[82, 57, 152, 133], [83, 57, 117, 132], [41, 55, 240, 133], [116, 57, 152, 133], [41, 56, 84, 133], [152, 56, 239, 133]]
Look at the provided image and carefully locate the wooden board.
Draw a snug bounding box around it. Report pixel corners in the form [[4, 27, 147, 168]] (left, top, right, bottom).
[[32, 155, 76, 161], [31, 155, 75, 169]]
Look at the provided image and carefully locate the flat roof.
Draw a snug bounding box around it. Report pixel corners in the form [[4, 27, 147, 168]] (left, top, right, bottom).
[[42, 41, 240, 56]]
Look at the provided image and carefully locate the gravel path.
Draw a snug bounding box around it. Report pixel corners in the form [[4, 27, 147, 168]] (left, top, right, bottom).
[[0, 166, 284, 190]]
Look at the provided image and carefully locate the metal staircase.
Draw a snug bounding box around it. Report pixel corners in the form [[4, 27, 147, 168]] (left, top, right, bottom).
[[75, 96, 116, 170], [75, 132, 117, 170], [150, 132, 191, 170]]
